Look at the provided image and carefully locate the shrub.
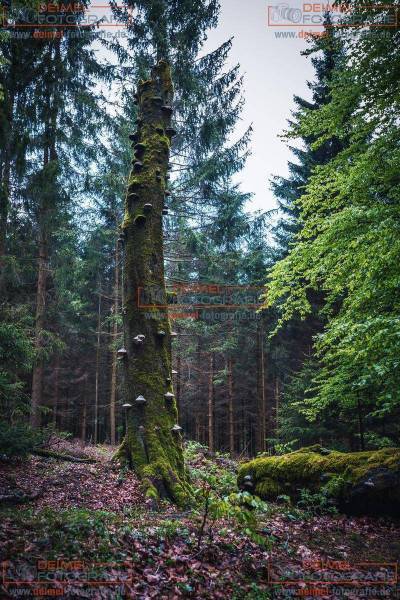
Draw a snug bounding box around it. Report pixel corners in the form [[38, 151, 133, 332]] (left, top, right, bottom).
[[0, 422, 45, 459]]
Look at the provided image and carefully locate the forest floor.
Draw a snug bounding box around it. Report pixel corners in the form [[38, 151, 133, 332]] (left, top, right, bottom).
[[0, 438, 399, 599]]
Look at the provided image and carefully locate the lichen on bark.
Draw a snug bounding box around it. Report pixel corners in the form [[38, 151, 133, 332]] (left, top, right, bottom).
[[115, 60, 191, 506]]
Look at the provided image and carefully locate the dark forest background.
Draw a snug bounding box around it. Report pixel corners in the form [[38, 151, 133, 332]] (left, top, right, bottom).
[[1, 0, 399, 458]]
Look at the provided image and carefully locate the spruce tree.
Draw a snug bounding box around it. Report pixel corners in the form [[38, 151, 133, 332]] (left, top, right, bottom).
[[0, 4, 111, 426], [265, 20, 346, 450], [272, 15, 345, 258]]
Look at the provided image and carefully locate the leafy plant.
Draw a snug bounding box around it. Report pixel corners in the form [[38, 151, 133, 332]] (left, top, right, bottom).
[[0, 423, 46, 459], [193, 481, 271, 550], [296, 488, 337, 517]]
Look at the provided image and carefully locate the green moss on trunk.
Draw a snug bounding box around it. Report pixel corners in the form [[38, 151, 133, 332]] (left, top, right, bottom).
[[116, 61, 191, 506]]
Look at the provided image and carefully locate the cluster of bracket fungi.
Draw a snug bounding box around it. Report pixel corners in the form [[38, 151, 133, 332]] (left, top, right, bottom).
[[117, 78, 182, 437]]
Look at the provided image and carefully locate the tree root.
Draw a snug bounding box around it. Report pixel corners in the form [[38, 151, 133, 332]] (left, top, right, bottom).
[[32, 449, 96, 463]]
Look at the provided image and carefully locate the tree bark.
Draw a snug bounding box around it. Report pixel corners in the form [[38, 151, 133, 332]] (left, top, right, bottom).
[[208, 353, 214, 453], [110, 238, 119, 445], [81, 374, 88, 445], [116, 61, 191, 505], [176, 350, 181, 416], [52, 354, 60, 428], [256, 324, 267, 454], [94, 290, 101, 444], [30, 40, 60, 427], [0, 75, 15, 294], [357, 394, 365, 451], [275, 376, 280, 436], [227, 356, 234, 456], [30, 204, 48, 427]]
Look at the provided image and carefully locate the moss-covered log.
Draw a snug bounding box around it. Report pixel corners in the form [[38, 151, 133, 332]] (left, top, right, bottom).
[[238, 445, 400, 516], [116, 60, 191, 506]]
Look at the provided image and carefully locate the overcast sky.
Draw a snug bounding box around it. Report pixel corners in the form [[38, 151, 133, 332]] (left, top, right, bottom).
[[94, 0, 318, 213], [203, 0, 316, 213]]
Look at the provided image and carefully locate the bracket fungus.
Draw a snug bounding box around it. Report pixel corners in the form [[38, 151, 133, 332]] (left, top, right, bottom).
[[171, 424, 182, 433], [134, 142, 146, 153], [134, 214, 146, 226], [243, 475, 253, 488], [135, 395, 147, 405], [117, 347, 127, 360]]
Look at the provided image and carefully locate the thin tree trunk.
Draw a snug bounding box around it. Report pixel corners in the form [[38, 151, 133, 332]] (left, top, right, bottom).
[[176, 351, 181, 416], [208, 353, 214, 453], [0, 84, 15, 294], [31, 143, 50, 428], [30, 41, 60, 427], [52, 355, 60, 428], [0, 154, 11, 291], [256, 324, 267, 453], [30, 204, 49, 428], [94, 290, 101, 444], [227, 356, 234, 455], [173, 323, 182, 416], [357, 394, 365, 451], [116, 61, 190, 504], [81, 375, 88, 446], [109, 238, 119, 445], [275, 376, 280, 437], [196, 336, 202, 444]]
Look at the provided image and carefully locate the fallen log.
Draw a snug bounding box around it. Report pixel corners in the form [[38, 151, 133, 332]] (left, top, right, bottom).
[[0, 491, 41, 505], [32, 449, 96, 463], [238, 445, 400, 517]]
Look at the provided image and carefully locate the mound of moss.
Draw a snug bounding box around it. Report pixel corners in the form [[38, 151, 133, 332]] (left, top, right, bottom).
[[238, 445, 400, 516]]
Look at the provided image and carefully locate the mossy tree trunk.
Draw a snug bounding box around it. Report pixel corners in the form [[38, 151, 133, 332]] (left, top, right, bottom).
[[116, 60, 191, 506]]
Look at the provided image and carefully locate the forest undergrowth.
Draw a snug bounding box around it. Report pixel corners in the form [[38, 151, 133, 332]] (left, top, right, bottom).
[[0, 437, 399, 599]]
